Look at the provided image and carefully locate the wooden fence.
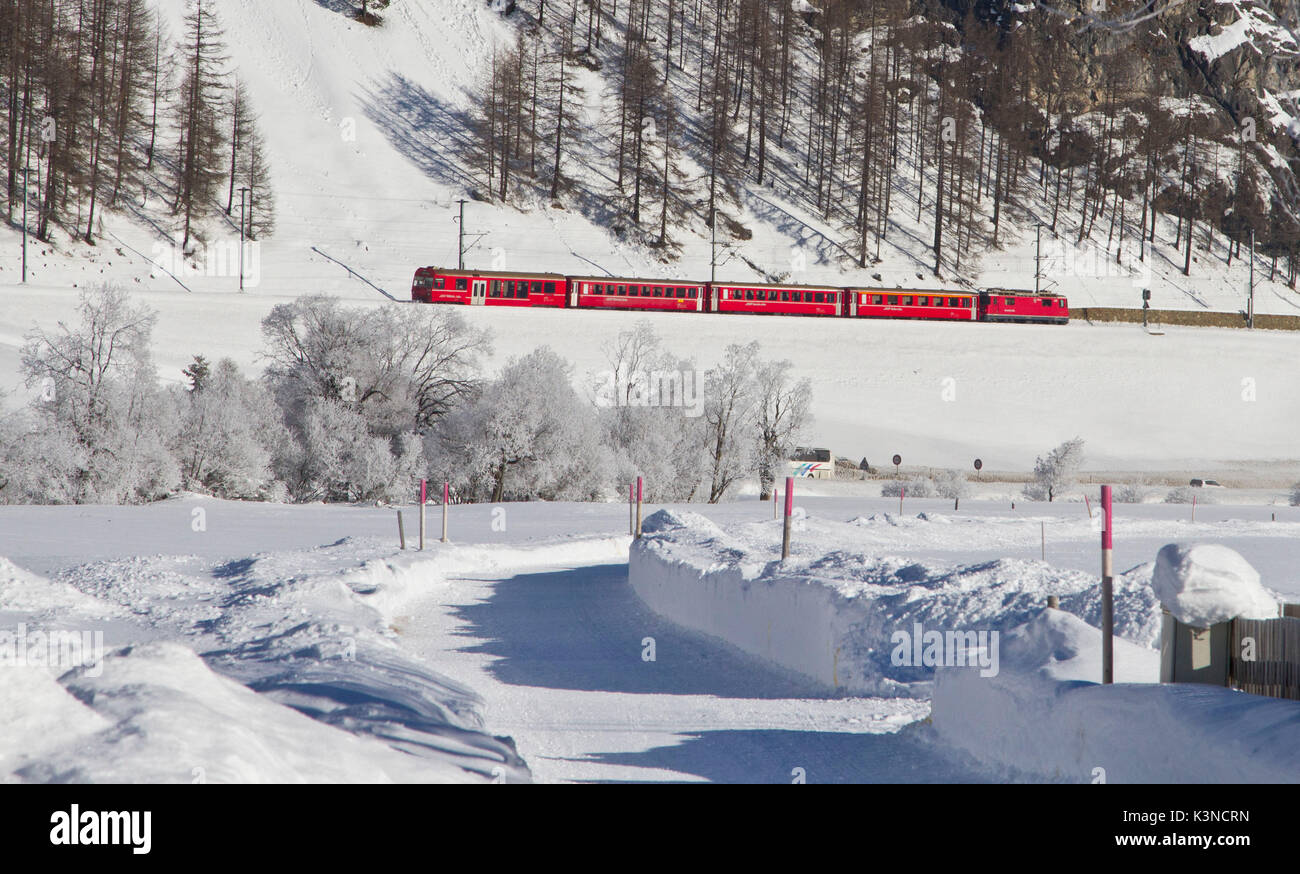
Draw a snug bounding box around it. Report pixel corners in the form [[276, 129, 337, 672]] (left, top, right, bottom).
[[1161, 605, 1300, 701]]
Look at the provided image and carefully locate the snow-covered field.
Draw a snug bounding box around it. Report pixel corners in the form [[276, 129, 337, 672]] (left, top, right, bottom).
[[3, 494, 1297, 783]]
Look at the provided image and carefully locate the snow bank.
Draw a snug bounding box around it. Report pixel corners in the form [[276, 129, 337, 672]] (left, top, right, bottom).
[[931, 610, 1300, 783], [628, 509, 1162, 696], [10, 642, 477, 783], [1151, 543, 1278, 626]]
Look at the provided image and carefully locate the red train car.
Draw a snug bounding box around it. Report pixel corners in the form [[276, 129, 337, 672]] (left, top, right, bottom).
[[711, 282, 844, 316], [850, 289, 977, 321], [410, 267, 567, 307], [978, 289, 1069, 324], [569, 276, 706, 311]]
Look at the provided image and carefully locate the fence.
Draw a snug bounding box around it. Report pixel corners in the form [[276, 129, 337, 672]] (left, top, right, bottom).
[[1161, 605, 1300, 701]]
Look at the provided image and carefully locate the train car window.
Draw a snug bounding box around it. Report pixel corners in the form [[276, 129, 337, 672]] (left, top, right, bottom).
[[888, 295, 898, 305], [814, 293, 823, 303], [434, 277, 445, 289], [617, 284, 626, 295], [544, 281, 555, 294], [506, 281, 517, 297], [902, 295, 913, 306], [455, 277, 467, 290], [872, 295, 882, 305], [654, 286, 663, 297], [1004, 297, 1015, 306], [490, 281, 501, 297], [688, 288, 698, 298], [962, 298, 972, 308], [918, 295, 928, 305], [674, 288, 683, 298], [1059, 300, 1066, 307], [529, 281, 541, 295]]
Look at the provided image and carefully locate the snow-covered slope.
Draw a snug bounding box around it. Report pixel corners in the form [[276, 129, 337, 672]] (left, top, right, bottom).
[[2, 0, 1298, 475]]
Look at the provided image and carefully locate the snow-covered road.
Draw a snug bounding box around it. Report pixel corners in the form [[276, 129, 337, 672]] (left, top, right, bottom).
[[398, 558, 988, 783]]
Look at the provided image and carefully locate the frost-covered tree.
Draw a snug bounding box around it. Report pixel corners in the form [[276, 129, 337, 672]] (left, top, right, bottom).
[[173, 358, 285, 498], [753, 359, 811, 500], [1291, 482, 1300, 507], [19, 284, 178, 503], [260, 295, 490, 438], [702, 342, 759, 503], [596, 322, 708, 501], [438, 346, 614, 502], [934, 469, 970, 504], [1029, 437, 1085, 502]]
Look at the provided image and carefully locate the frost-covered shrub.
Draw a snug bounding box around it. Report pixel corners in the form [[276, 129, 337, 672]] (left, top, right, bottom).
[[934, 469, 970, 500], [1166, 486, 1216, 505], [1290, 483, 1300, 507], [1031, 437, 1084, 501], [173, 358, 287, 499], [882, 476, 935, 498], [1114, 482, 1149, 504], [434, 346, 615, 502]]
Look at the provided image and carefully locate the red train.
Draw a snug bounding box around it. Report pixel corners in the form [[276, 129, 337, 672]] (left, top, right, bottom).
[[410, 266, 1068, 324]]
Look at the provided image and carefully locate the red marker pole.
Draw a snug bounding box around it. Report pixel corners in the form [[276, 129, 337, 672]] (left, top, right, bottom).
[[1191, 494, 1196, 523], [419, 479, 427, 550], [635, 476, 643, 539], [1101, 484, 1114, 685], [441, 481, 449, 543], [781, 476, 794, 559], [899, 485, 905, 516], [1084, 494, 1092, 519], [773, 485, 779, 519]]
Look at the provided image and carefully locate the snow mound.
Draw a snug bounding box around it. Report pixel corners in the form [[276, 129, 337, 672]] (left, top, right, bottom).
[[998, 609, 1158, 684], [1151, 543, 1278, 626], [639, 508, 723, 539], [14, 642, 481, 783]]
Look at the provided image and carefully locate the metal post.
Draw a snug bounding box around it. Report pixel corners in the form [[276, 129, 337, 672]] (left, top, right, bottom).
[[457, 199, 466, 270], [1101, 485, 1114, 685], [629, 483, 634, 534], [635, 476, 643, 539], [441, 481, 449, 542], [773, 486, 779, 519], [397, 510, 406, 550], [781, 477, 793, 559]]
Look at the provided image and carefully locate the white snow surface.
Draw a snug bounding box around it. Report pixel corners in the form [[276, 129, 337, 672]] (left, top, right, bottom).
[[1150, 542, 1278, 626], [3, 495, 1299, 782], [931, 610, 1300, 783]]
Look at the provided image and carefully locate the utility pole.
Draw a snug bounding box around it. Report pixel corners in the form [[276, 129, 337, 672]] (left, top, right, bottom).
[[238, 186, 250, 292], [1035, 223, 1042, 294], [1248, 229, 1255, 329], [710, 214, 717, 284], [19, 166, 31, 283], [456, 199, 467, 270]]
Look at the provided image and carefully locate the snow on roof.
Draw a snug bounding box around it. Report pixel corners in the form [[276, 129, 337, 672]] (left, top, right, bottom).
[[1151, 543, 1278, 626]]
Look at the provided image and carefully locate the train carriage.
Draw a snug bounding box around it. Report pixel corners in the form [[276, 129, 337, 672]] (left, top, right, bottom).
[[978, 289, 1070, 324], [851, 289, 977, 321], [568, 276, 706, 311], [712, 282, 844, 316], [410, 267, 567, 307]]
